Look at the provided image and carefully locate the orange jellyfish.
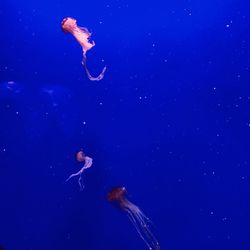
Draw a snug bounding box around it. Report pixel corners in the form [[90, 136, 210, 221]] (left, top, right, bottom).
[[61, 17, 107, 81], [108, 187, 160, 250]]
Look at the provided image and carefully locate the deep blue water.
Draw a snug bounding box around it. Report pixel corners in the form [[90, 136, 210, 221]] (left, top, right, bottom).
[[1, 0, 250, 249]]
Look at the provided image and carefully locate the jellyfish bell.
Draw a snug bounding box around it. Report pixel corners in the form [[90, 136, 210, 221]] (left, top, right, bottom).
[[107, 187, 127, 203], [61, 17, 77, 33], [76, 150, 85, 162]]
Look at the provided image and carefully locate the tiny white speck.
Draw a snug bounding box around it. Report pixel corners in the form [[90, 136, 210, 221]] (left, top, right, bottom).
[[210, 211, 214, 215], [82, 121, 87, 125], [3, 148, 6, 152], [99, 102, 103, 105], [226, 24, 230, 28], [16, 111, 19, 115]]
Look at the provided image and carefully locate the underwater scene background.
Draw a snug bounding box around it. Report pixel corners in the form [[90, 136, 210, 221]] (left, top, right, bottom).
[[0, 0, 250, 249]]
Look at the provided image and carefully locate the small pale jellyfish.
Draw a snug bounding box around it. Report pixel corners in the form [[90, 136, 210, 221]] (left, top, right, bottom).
[[107, 187, 160, 250], [61, 17, 107, 81], [66, 150, 93, 191]]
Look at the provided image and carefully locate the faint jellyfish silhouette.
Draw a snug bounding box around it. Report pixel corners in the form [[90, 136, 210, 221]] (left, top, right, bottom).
[[0, 81, 22, 95], [41, 85, 71, 107], [66, 150, 93, 191], [61, 17, 106, 81], [108, 187, 160, 250]]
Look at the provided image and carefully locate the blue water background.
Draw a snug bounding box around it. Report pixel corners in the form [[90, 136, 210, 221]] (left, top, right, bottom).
[[0, 0, 250, 249]]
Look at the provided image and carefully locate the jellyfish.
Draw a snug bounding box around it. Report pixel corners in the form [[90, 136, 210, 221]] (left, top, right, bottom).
[[107, 187, 160, 250], [66, 150, 93, 191], [61, 17, 107, 81]]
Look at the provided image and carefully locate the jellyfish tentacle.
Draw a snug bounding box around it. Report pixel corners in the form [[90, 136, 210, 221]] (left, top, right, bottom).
[[125, 208, 153, 250], [124, 205, 155, 249], [82, 53, 107, 81], [66, 172, 80, 182], [123, 200, 160, 250], [125, 199, 152, 224], [78, 174, 85, 191], [135, 210, 159, 250]]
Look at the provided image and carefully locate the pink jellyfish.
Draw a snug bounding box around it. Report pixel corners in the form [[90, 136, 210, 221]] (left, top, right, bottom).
[[66, 150, 93, 191], [108, 187, 160, 250], [61, 17, 106, 81]]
